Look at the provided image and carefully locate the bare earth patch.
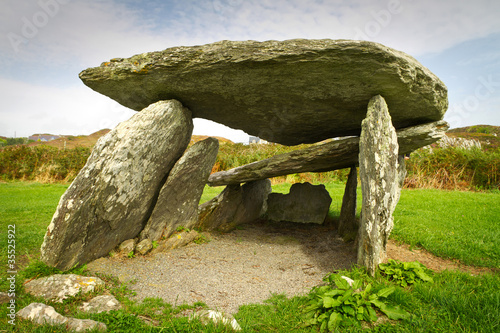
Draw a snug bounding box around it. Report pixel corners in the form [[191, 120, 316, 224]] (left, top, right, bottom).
[[87, 220, 492, 314]]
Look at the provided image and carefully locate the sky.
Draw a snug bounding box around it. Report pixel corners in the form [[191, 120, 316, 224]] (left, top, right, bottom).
[[1, 0, 499, 143]]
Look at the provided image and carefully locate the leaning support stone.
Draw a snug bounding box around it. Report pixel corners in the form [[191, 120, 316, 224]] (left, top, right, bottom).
[[40, 100, 193, 270], [357, 95, 402, 276], [140, 137, 219, 241], [338, 166, 358, 240], [208, 120, 448, 186]]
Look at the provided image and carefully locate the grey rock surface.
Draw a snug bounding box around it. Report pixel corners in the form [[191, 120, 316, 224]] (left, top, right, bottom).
[[338, 166, 358, 238], [266, 182, 332, 224], [208, 120, 448, 186], [80, 295, 122, 313], [141, 137, 219, 241], [118, 239, 136, 254], [79, 39, 448, 145], [357, 95, 402, 276], [0, 292, 10, 304], [151, 230, 200, 254], [40, 100, 193, 270], [197, 179, 272, 232], [18, 303, 107, 332], [24, 274, 105, 303], [136, 239, 153, 255], [192, 310, 242, 331]]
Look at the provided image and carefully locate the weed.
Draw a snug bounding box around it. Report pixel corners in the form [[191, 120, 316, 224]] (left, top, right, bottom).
[[303, 274, 409, 331], [193, 233, 210, 245], [379, 259, 433, 287]]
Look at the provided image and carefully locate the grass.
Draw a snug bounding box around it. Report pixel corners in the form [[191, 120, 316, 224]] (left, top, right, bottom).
[[0, 181, 499, 332], [393, 189, 500, 268]]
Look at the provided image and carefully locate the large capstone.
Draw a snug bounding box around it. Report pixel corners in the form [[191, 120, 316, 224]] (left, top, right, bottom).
[[357, 95, 402, 276], [40, 100, 193, 270], [140, 137, 219, 241], [79, 39, 448, 145]]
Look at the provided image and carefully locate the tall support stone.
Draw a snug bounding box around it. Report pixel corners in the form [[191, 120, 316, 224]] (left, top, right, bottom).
[[357, 95, 402, 276], [338, 166, 358, 240], [140, 137, 220, 241], [40, 100, 193, 270]]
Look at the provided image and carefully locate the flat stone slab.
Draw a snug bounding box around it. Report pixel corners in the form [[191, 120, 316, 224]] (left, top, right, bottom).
[[208, 120, 448, 186], [18, 303, 107, 331], [24, 274, 105, 303], [80, 39, 448, 145]]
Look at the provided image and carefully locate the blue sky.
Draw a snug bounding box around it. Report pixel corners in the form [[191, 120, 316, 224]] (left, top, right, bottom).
[[1, 0, 499, 142]]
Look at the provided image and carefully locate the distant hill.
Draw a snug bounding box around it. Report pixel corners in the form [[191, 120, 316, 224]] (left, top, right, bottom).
[[27, 129, 112, 149], [25, 130, 233, 149], [190, 135, 234, 145], [447, 125, 499, 150]]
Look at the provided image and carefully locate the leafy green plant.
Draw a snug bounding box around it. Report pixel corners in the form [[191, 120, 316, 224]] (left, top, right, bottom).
[[193, 233, 210, 245], [176, 226, 190, 232], [127, 251, 135, 258], [152, 240, 158, 249], [379, 259, 433, 287], [303, 274, 409, 331]]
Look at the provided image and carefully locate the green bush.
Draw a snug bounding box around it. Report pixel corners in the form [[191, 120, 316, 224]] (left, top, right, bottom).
[[405, 146, 499, 190], [0, 145, 90, 182]]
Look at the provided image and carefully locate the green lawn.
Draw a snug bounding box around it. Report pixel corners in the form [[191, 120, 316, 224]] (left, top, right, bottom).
[[0, 181, 499, 332], [393, 189, 500, 268]]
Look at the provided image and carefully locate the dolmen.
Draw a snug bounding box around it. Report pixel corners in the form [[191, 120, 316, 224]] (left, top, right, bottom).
[[41, 39, 448, 275]]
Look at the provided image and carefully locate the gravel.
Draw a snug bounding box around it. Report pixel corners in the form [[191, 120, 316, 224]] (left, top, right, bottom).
[[87, 220, 356, 314]]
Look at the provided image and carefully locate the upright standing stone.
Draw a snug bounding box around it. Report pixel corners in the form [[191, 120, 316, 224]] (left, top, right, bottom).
[[266, 182, 332, 224], [140, 137, 219, 241], [40, 100, 193, 270], [338, 167, 358, 239], [357, 95, 401, 276], [197, 179, 272, 232]]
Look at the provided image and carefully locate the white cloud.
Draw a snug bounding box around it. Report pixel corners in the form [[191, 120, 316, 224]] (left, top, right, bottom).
[[1, 0, 499, 139], [0, 78, 135, 137]]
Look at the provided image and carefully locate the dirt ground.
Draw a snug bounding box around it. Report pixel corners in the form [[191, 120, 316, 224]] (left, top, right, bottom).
[[87, 219, 494, 314]]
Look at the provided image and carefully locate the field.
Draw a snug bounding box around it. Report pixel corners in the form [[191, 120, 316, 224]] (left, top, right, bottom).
[[0, 182, 499, 332]]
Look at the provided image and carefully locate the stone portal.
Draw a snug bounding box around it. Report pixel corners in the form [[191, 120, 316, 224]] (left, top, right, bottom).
[[41, 39, 448, 274]]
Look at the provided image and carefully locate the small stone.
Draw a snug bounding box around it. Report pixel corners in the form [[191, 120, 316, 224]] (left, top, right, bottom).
[[266, 182, 332, 224], [18, 303, 107, 332], [136, 239, 153, 255], [151, 230, 199, 254], [118, 239, 136, 253], [24, 274, 105, 303], [0, 292, 10, 304], [192, 310, 242, 331], [80, 295, 121, 313]]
